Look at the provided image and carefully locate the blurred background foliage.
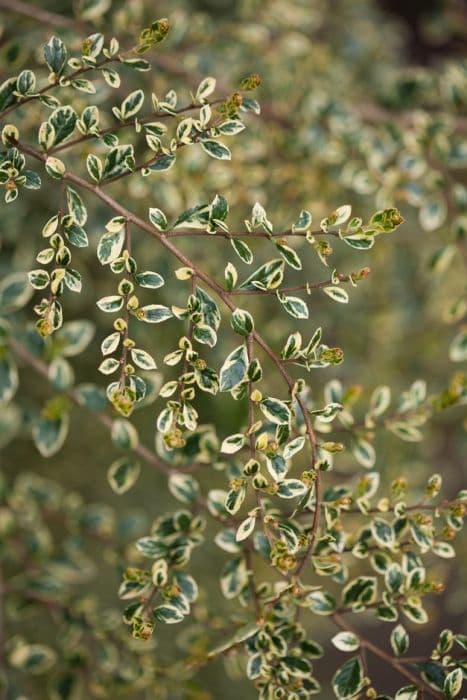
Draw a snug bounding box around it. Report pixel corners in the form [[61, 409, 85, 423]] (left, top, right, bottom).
[[0, 0, 466, 698]]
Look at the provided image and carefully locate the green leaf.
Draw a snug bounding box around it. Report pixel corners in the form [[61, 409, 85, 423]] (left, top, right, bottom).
[[200, 139, 231, 160], [293, 209, 312, 232], [391, 624, 409, 656], [225, 485, 246, 514], [64, 223, 88, 247], [194, 365, 219, 395], [101, 331, 120, 356], [9, 643, 57, 675], [49, 106, 77, 145], [419, 196, 447, 232], [108, 457, 140, 494], [66, 187, 87, 225], [111, 419, 138, 449], [342, 576, 377, 607], [56, 320, 95, 356], [220, 557, 248, 599], [131, 348, 157, 370], [352, 438, 376, 469], [134, 271, 165, 289], [138, 305, 173, 323], [323, 286, 349, 304], [306, 590, 336, 615], [96, 295, 123, 313], [370, 385, 391, 416], [431, 541, 455, 558], [135, 536, 167, 559], [221, 433, 246, 454], [168, 473, 200, 503], [98, 357, 120, 375], [251, 202, 272, 233], [102, 67, 121, 88], [44, 36, 67, 74], [277, 293, 309, 319], [388, 422, 423, 442], [0, 272, 33, 313], [196, 76, 216, 101], [97, 228, 125, 265], [71, 77, 96, 94], [0, 354, 18, 403], [192, 323, 217, 348], [217, 120, 245, 135], [0, 77, 17, 111], [154, 604, 185, 624], [45, 156, 65, 179], [275, 241, 302, 269], [239, 259, 284, 290], [401, 603, 428, 624], [331, 632, 360, 652], [444, 668, 463, 699], [215, 529, 240, 553], [196, 287, 221, 331], [281, 656, 313, 677], [48, 357, 74, 390], [74, 383, 107, 411], [174, 572, 198, 603], [332, 657, 365, 699], [449, 329, 467, 362], [103, 145, 135, 179], [283, 436, 306, 460], [276, 479, 308, 499], [235, 515, 256, 542], [370, 208, 404, 233], [371, 518, 395, 548], [149, 153, 176, 172], [376, 605, 398, 621], [343, 233, 375, 250], [219, 345, 248, 392], [230, 308, 254, 335], [395, 686, 419, 700], [22, 170, 42, 189], [149, 208, 168, 231], [120, 89, 144, 119], [32, 412, 69, 457], [260, 396, 291, 425], [231, 238, 253, 264]]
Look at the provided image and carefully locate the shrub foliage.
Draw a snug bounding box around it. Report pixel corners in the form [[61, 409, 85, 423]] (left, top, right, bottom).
[[0, 4, 466, 700]]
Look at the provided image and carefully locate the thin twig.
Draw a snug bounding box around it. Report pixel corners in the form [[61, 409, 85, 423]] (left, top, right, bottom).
[[332, 613, 443, 699]]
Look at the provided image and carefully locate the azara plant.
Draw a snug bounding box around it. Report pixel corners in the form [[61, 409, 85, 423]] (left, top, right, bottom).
[[0, 9, 466, 700]]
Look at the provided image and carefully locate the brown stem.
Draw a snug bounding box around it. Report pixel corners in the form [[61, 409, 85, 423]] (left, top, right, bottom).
[[230, 270, 367, 296], [17, 138, 323, 576], [332, 613, 443, 699], [150, 228, 339, 239], [0, 55, 113, 120], [0, 0, 85, 30], [50, 99, 224, 155], [16, 139, 319, 464]]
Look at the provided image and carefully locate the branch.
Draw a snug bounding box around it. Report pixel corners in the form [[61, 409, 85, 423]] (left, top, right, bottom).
[[0, 0, 84, 30], [230, 270, 369, 296], [16, 137, 322, 565], [332, 613, 444, 700], [0, 55, 114, 120], [162, 228, 339, 238], [50, 99, 225, 155]]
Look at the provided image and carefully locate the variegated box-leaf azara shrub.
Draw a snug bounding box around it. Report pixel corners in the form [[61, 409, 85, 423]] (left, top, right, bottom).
[[0, 6, 466, 700]]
